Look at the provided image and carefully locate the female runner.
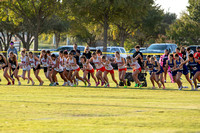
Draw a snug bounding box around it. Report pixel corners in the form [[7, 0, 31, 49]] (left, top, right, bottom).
[[166, 54, 177, 83], [80, 55, 97, 86], [20, 49, 34, 85], [101, 55, 118, 88], [8, 52, 20, 85], [28, 51, 44, 85], [0, 53, 14, 85], [90, 52, 105, 86], [126, 56, 143, 88], [150, 57, 165, 89], [52, 51, 68, 86], [39, 50, 52, 85], [174, 54, 193, 90], [67, 51, 86, 87], [114, 51, 127, 88], [144, 55, 155, 89], [63, 50, 73, 86], [181, 54, 200, 90]]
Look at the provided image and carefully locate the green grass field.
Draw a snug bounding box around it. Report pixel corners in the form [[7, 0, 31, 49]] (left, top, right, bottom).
[[0, 70, 200, 133]]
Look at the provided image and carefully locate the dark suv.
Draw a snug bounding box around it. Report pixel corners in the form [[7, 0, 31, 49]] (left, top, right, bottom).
[[142, 43, 177, 60], [188, 45, 200, 53]]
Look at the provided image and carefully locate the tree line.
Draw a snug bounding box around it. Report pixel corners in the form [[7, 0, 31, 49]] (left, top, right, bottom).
[[0, 0, 199, 52]]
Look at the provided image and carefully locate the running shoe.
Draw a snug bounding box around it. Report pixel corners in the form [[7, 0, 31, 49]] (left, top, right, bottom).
[[104, 83, 109, 87], [62, 82, 67, 86], [139, 84, 142, 88], [18, 81, 21, 85], [49, 83, 53, 86], [96, 81, 100, 86], [88, 83, 91, 87], [39, 81, 44, 86], [12, 79, 15, 85], [178, 86, 183, 90], [101, 81, 105, 86], [7, 82, 11, 85], [32, 81, 35, 85], [134, 83, 138, 87]]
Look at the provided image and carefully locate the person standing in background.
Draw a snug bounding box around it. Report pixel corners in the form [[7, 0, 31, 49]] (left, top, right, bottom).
[[181, 47, 187, 61], [133, 45, 143, 68], [83, 45, 92, 81], [7, 41, 18, 59], [175, 47, 182, 57], [186, 47, 194, 80], [73, 44, 81, 65]]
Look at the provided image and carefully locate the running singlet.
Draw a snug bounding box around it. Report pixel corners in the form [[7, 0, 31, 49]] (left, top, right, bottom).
[[176, 58, 183, 71], [29, 57, 37, 68], [146, 61, 153, 70], [63, 57, 72, 71], [69, 58, 79, 70], [58, 57, 63, 71], [9, 58, 17, 68], [103, 61, 113, 70], [93, 56, 103, 69], [115, 57, 125, 69], [0, 58, 6, 65], [188, 59, 200, 72], [83, 62, 93, 70], [41, 57, 48, 67], [21, 56, 27, 70], [129, 59, 140, 69], [168, 59, 174, 71], [163, 55, 168, 66]]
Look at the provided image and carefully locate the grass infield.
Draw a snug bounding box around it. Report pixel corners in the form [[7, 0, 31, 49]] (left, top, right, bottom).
[[0, 70, 200, 133]]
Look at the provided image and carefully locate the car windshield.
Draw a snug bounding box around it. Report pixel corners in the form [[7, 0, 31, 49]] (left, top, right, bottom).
[[57, 47, 73, 51], [147, 45, 167, 50], [120, 48, 126, 53]]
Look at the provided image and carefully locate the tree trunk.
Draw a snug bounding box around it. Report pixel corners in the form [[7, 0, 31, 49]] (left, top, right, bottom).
[[34, 32, 39, 51], [0, 41, 2, 51], [103, 15, 109, 52], [55, 32, 60, 49], [138, 39, 144, 46], [16, 32, 34, 51]]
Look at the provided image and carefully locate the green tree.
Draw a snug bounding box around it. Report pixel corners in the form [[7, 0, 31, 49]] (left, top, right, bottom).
[[4, 0, 60, 51], [188, 0, 200, 22], [167, 13, 200, 45]]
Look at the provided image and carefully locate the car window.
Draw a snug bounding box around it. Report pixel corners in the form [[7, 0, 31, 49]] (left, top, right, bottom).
[[120, 48, 126, 53], [78, 47, 85, 52], [147, 45, 167, 50], [111, 48, 119, 52]]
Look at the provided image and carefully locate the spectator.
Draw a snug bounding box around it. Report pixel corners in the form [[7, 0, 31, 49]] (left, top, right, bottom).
[[186, 47, 195, 80], [83, 45, 92, 81], [7, 41, 18, 58], [175, 47, 182, 57], [83, 45, 92, 59], [133, 45, 143, 68], [194, 46, 200, 60], [73, 44, 81, 65], [186, 47, 194, 60], [181, 46, 187, 60]]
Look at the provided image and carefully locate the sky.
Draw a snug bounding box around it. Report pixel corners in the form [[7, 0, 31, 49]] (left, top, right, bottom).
[[155, 0, 189, 18]]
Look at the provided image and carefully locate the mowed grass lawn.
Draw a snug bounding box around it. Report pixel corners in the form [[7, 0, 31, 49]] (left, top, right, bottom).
[[0, 70, 200, 133]]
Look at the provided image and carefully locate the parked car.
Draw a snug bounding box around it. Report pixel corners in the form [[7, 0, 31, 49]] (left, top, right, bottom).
[[128, 47, 147, 54], [89, 47, 96, 53], [96, 46, 127, 58], [141, 43, 178, 60], [188, 45, 200, 53]]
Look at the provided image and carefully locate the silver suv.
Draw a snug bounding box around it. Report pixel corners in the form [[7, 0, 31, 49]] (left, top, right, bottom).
[[96, 46, 127, 58]]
